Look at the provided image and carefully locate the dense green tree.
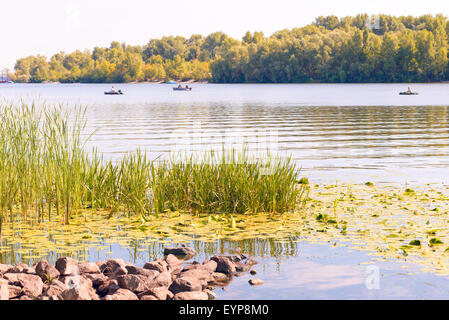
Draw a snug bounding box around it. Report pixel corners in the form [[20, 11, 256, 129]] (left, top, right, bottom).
[[12, 14, 449, 83]]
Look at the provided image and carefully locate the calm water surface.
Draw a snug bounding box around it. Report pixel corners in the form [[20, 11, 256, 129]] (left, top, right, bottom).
[[1, 83, 449, 299]]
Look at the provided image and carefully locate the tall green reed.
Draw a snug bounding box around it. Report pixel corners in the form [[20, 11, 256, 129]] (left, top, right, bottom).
[[0, 101, 306, 230]]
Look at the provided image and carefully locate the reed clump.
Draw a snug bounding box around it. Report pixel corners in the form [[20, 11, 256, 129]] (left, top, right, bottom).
[[0, 102, 306, 232]]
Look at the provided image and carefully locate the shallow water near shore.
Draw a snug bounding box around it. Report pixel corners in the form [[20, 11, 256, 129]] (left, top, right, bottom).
[[1, 83, 449, 299]]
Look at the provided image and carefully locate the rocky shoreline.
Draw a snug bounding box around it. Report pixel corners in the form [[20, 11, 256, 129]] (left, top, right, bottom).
[[0, 247, 260, 300]]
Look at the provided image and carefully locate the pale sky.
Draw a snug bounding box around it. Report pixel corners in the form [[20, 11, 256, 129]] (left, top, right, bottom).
[[2, 0, 449, 70]]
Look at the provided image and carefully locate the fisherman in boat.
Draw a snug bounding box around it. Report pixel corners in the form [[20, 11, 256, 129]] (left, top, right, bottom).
[[407, 87, 412, 93], [178, 84, 182, 88], [185, 85, 189, 89], [111, 86, 116, 93]]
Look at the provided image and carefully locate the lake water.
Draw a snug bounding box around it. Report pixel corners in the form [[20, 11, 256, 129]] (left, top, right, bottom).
[[1, 83, 449, 299], [1, 83, 449, 185]]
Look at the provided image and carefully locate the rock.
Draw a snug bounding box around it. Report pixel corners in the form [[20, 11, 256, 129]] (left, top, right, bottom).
[[203, 289, 216, 300], [249, 278, 264, 286], [211, 256, 236, 275], [169, 277, 204, 294], [250, 269, 257, 275], [42, 279, 67, 297], [78, 262, 100, 274], [95, 261, 106, 267], [202, 260, 218, 273], [0, 264, 12, 275], [61, 286, 93, 300], [3, 273, 43, 297], [6, 263, 34, 274], [103, 259, 127, 276], [164, 246, 196, 257], [139, 287, 171, 300], [173, 291, 209, 300], [20, 295, 33, 300], [165, 254, 184, 269], [140, 295, 158, 300], [110, 265, 128, 278], [152, 271, 172, 288], [0, 282, 9, 300], [35, 259, 60, 282], [125, 265, 159, 278], [97, 279, 119, 296], [179, 267, 213, 282], [212, 272, 229, 281], [117, 274, 149, 293], [143, 259, 168, 273], [84, 273, 109, 288], [235, 262, 251, 272], [103, 289, 138, 300], [55, 257, 79, 276], [222, 255, 244, 263], [49, 295, 59, 300], [7, 285, 22, 299]]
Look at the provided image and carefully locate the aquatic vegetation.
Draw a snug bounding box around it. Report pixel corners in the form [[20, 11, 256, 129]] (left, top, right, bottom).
[[304, 183, 449, 277], [0, 102, 305, 237]]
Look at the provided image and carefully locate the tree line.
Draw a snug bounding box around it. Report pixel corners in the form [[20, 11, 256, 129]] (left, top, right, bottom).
[[12, 14, 449, 83]]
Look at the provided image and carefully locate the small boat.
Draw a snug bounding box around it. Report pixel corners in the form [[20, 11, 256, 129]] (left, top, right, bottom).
[[166, 81, 177, 84], [104, 89, 123, 95], [173, 87, 192, 91], [399, 92, 418, 95]]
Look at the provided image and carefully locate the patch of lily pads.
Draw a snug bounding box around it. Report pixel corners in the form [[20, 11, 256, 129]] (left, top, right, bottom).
[[1, 182, 449, 278]]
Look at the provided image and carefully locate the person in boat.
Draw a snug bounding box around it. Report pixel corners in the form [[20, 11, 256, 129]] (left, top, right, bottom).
[[407, 87, 412, 93], [178, 84, 182, 88], [185, 85, 189, 89], [111, 86, 116, 93]]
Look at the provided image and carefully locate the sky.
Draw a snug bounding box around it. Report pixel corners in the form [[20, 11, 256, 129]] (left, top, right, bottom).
[[2, 0, 449, 70]]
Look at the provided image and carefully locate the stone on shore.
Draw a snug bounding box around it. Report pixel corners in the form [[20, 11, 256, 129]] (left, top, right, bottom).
[[3, 273, 44, 297], [0, 253, 257, 300], [0, 264, 12, 275], [169, 277, 204, 294], [143, 259, 168, 273], [35, 259, 60, 282], [117, 274, 150, 293], [202, 260, 218, 273], [179, 267, 213, 282], [55, 257, 79, 276], [78, 261, 101, 274], [103, 288, 139, 300], [173, 291, 209, 300], [139, 286, 171, 300]]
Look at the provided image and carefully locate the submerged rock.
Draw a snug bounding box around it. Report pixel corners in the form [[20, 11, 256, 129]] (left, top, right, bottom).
[[164, 246, 196, 257], [249, 278, 264, 286], [211, 256, 236, 275]]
